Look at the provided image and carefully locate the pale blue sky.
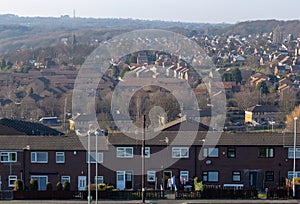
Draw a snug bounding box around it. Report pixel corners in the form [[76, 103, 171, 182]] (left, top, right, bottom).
[[1, 0, 299, 23]]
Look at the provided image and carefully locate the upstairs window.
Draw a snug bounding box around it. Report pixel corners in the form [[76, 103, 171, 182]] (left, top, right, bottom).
[[288, 147, 300, 159], [86, 152, 103, 163], [56, 152, 65, 163], [227, 147, 236, 158], [31, 152, 48, 163], [116, 147, 133, 158], [172, 147, 189, 158], [258, 148, 274, 158], [0, 152, 17, 162], [203, 147, 219, 158]]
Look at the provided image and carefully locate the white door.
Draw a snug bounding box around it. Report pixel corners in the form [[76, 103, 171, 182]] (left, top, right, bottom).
[[78, 176, 86, 191], [116, 171, 126, 190]]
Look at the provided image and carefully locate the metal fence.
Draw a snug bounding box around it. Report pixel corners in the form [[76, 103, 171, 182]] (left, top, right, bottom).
[[0, 190, 13, 200]]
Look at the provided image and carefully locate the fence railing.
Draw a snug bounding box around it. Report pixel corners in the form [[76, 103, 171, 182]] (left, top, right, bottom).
[[79, 190, 165, 200], [0, 190, 13, 200], [176, 186, 293, 199]]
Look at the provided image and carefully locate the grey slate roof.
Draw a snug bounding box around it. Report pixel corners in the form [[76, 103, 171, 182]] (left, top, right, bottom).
[[0, 135, 85, 150], [107, 131, 299, 146]]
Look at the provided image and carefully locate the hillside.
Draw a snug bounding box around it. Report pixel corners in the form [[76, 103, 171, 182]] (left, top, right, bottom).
[[0, 14, 228, 55], [213, 20, 300, 36]]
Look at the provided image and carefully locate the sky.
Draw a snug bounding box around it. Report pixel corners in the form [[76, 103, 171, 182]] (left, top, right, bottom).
[[0, 0, 299, 24]]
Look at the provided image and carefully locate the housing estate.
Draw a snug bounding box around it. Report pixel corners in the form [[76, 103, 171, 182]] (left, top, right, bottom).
[[0, 118, 299, 192]]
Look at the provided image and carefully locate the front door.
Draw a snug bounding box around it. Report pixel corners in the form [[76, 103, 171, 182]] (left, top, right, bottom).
[[163, 171, 172, 190], [117, 171, 126, 190], [78, 176, 86, 191], [249, 171, 257, 187]]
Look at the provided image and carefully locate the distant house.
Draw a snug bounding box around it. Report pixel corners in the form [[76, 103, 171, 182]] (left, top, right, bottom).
[[69, 114, 96, 133], [291, 65, 300, 74], [39, 117, 58, 125], [274, 65, 289, 75], [245, 105, 279, 124]]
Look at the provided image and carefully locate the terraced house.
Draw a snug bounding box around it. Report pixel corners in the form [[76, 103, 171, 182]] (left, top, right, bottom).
[[0, 118, 299, 193]]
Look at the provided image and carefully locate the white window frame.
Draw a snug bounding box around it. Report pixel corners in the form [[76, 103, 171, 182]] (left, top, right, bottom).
[[288, 171, 300, 180], [8, 175, 17, 187], [144, 147, 150, 158], [30, 176, 48, 191], [56, 152, 65, 163], [232, 171, 241, 182], [172, 147, 189, 158], [147, 171, 156, 182], [0, 152, 17, 163], [116, 147, 133, 158], [203, 171, 219, 182], [31, 152, 48, 163], [95, 176, 104, 184], [288, 147, 300, 159], [203, 147, 219, 158], [61, 176, 70, 184], [180, 171, 189, 183], [86, 152, 104, 163]]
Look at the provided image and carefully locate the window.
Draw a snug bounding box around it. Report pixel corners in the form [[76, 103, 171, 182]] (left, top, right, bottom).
[[31, 176, 48, 190], [144, 147, 150, 158], [172, 147, 189, 158], [8, 175, 17, 187], [147, 171, 156, 182], [265, 171, 274, 181], [203, 147, 219, 158], [258, 148, 274, 158], [116, 147, 133, 158], [288, 171, 300, 180], [202, 171, 219, 182], [95, 176, 104, 184], [180, 171, 189, 184], [61, 176, 70, 184], [31, 152, 48, 163], [288, 147, 300, 159], [0, 152, 17, 162], [232, 171, 241, 182], [227, 147, 236, 158], [56, 152, 65, 163], [86, 152, 103, 163]]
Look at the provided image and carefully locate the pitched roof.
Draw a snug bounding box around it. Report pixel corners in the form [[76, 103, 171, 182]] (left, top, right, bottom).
[[0, 135, 84, 150], [107, 131, 299, 146], [0, 118, 63, 136], [247, 105, 278, 113]]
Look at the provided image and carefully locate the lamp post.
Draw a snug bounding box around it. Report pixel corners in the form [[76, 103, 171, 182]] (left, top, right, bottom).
[[95, 129, 101, 204], [87, 129, 92, 204], [293, 117, 298, 198], [141, 115, 146, 203]]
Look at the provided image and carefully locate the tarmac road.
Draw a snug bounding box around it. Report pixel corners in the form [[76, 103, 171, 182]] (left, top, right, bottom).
[[0, 199, 299, 204]]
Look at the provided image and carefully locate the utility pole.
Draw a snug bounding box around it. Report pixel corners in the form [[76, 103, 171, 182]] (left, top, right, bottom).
[[141, 115, 146, 203]]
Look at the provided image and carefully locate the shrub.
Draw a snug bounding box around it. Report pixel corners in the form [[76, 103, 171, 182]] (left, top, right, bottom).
[[106, 185, 115, 191], [56, 182, 63, 191], [46, 182, 52, 191], [29, 179, 38, 191], [63, 181, 71, 191], [98, 183, 106, 191], [14, 180, 24, 191], [194, 177, 205, 192]]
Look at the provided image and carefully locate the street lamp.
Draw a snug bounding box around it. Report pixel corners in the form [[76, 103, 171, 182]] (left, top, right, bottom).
[[293, 117, 298, 198], [87, 129, 92, 204], [95, 129, 102, 204]]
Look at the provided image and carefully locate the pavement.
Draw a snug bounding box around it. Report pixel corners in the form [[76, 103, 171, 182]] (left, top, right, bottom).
[[0, 199, 300, 204]]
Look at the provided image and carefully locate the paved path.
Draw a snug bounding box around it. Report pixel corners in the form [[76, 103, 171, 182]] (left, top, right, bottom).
[[1, 199, 300, 204]]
